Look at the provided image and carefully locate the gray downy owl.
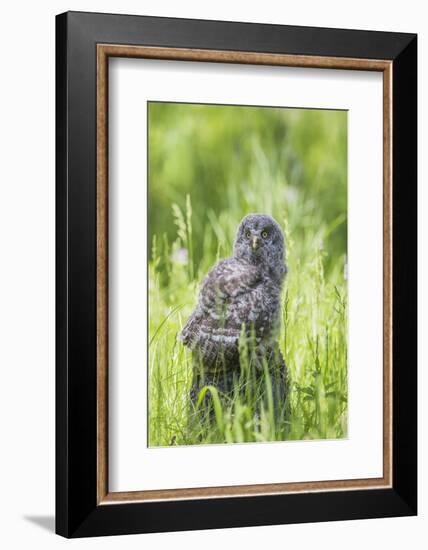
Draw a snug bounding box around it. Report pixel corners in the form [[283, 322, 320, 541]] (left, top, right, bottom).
[[180, 213, 288, 413]]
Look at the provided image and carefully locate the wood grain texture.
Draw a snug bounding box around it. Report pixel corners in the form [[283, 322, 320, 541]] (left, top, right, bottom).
[[383, 62, 393, 487], [96, 43, 393, 504], [99, 43, 391, 71], [97, 46, 109, 504]]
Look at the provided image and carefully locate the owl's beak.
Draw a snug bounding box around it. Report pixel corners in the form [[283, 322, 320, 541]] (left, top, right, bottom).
[[251, 236, 261, 251]]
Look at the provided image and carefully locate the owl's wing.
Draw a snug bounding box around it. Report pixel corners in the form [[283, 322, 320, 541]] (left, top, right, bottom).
[[180, 258, 261, 353], [199, 257, 261, 311]]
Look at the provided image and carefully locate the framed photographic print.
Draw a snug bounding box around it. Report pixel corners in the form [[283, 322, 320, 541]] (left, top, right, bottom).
[[56, 11, 417, 538]]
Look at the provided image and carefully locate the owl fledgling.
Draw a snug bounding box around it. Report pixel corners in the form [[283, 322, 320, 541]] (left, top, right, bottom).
[[180, 214, 288, 411]]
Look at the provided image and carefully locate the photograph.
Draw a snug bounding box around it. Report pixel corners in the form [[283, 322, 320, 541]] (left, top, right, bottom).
[[147, 101, 348, 447]]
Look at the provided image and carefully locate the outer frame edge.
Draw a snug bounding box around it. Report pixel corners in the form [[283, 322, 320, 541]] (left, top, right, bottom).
[[391, 34, 418, 516], [55, 11, 70, 539], [69, 489, 415, 538]]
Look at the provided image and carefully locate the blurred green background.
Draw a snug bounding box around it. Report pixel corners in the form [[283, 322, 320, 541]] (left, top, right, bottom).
[[148, 102, 348, 446], [148, 102, 347, 278]]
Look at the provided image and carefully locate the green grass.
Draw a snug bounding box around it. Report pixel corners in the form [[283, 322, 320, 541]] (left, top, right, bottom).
[[147, 102, 348, 447]]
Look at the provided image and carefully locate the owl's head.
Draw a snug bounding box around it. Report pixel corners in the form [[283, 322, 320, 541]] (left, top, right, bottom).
[[234, 214, 287, 282]]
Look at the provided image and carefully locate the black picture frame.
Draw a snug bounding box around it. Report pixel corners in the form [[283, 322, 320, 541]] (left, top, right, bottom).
[[56, 11, 417, 538]]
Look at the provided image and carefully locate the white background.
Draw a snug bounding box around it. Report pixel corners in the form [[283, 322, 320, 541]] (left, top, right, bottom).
[[109, 60, 383, 491], [0, 1, 425, 548]]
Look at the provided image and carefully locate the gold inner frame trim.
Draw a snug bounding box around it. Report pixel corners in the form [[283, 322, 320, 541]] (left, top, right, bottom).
[[96, 44, 393, 505]]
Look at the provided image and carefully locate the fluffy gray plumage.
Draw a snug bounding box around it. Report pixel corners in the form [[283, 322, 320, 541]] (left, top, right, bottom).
[[180, 213, 288, 403]]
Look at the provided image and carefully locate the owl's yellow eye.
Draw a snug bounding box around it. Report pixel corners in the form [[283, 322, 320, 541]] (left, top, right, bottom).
[[245, 230, 251, 239], [261, 230, 268, 239]]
